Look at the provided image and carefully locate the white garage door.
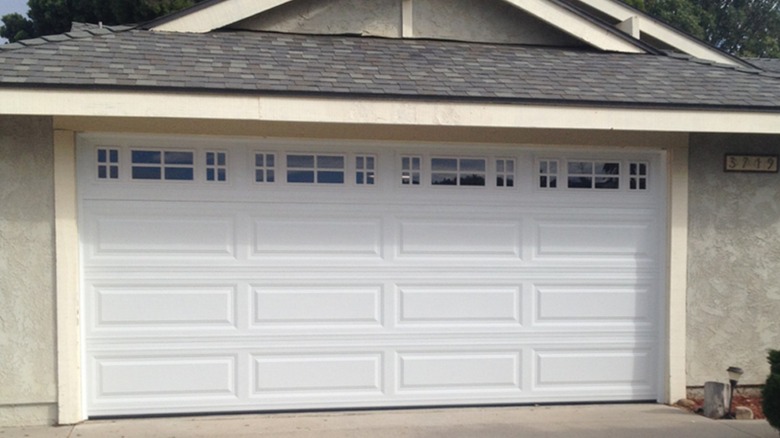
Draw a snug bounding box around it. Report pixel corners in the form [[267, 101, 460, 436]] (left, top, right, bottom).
[[78, 135, 666, 417]]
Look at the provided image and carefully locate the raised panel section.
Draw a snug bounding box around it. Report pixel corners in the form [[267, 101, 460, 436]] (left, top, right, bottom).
[[397, 286, 521, 325], [253, 354, 383, 393], [253, 218, 382, 257], [398, 220, 521, 257], [535, 221, 652, 259], [253, 286, 383, 326], [95, 356, 237, 397], [534, 284, 651, 325], [94, 285, 237, 329], [94, 216, 235, 257], [535, 349, 652, 387], [398, 352, 521, 390]]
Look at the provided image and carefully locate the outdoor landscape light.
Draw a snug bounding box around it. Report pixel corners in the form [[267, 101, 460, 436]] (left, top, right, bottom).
[[725, 366, 744, 419]]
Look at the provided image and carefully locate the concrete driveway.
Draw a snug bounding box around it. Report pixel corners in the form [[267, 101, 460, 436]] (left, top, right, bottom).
[[1, 404, 777, 438]]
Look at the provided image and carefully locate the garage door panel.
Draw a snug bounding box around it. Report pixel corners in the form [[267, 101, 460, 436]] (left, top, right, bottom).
[[252, 286, 383, 327], [92, 285, 237, 330], [534, 347, 655, 389], [91, 215, 236, 258], [534, 283, 654, 326], [397, 351, 522, 391], [252, 354, 384, 394], [397, 219, 522, 258], [397, 286, 522, 326], [534, 219, 656, 260], [252, 217, 383, 258], [93, 355, 238, 398]]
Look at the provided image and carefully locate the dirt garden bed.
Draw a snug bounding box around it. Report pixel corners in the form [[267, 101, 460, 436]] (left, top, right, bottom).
[[686, 391, 765, 419]]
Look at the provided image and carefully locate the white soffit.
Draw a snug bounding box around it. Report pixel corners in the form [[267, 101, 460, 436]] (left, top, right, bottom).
[[151, 0, 297, 33], [573, 0, 742, 66]]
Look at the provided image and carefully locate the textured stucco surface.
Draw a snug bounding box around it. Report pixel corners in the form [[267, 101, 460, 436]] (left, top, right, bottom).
[[413, 0, 582, 45], [0, 116, 57, 425], [687, 133, 780, 386], [232, 0, 402, 37], [233, 0, 582, 46]]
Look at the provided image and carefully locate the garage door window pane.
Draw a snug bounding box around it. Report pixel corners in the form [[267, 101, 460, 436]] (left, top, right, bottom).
[[356, 155, 376, 185], [401, 156, 421, 185], [567, 160, 620, 189], [317, 155, 344, 169], [206, 151, 228, 183], [255, 153, 276, 183], [288, 155, 315, 168], [131, 149, 194, 181], [629, 162, 648, 191], [165, 151, 194, 165], [288, 170, 315, 183], [432, 157, 486, 187], [132, 166, 161, 180], [165, 167, 194, 181], [97, 147, 120, 180], [539, 160, 558, 189], [287, 154, 344, 184], [496, 159, 515, 187], [132, 150, 161, 164]]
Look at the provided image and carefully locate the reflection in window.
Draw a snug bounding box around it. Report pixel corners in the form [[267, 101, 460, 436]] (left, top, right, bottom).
[[496, 159, 515, 187], [206, 151, 227, 182], [97, 147, 119, 180], [629, 162, 648, 191], [287, 154, 345, 184], [539, 159, 558, 188], [567, 161, 620, 189], [401, 156, 421, 185], [131, 149, 194, 181], [255, 153, 276, 183], [431, 157, 486, 186], [356, 155, 376, 185]]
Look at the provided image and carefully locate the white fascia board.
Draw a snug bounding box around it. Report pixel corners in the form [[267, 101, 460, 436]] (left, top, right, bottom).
[[500, 0, 644, 53], [574, 0, 740, 66], [2, 89, 780, 134], [151, 0, 295, 33]]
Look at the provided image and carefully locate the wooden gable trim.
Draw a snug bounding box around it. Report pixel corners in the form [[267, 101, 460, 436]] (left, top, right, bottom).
[[149, 0, 297, 33], [572, 0, 748, 67], [500, 0, 645, 53]]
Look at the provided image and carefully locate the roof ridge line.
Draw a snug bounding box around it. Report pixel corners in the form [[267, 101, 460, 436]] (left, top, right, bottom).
[[662, 50, 780, 79], [0, 23, 136, 52]]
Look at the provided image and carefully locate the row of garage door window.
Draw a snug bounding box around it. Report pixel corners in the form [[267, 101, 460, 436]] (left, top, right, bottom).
[[96, 148, 649, 190]]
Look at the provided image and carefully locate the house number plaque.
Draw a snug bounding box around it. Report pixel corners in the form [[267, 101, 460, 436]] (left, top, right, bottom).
[[724, 154, 779, 173]]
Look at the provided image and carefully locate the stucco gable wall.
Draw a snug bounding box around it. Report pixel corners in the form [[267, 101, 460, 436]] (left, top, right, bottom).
[[687, 133, 780, 387], [230, 0, 583, 46], [412, 0, 582, 45], [0, 116, 58, 426]]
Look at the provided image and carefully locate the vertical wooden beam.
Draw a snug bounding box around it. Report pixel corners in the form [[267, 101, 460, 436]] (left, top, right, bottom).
[[666, 138, 689, 403], [402, 0, 413, 38], [54, 129, 84, 424]]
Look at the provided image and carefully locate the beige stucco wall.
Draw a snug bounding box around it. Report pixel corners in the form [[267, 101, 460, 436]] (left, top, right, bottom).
[[413, 0, 582, 45], [231, 0, 402, 37], [231, 0, 582, 46], [0, 116, 58, 426], [687, 133, 780, 386]]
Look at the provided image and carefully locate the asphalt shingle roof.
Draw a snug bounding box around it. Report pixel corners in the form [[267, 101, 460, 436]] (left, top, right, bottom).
[[2, 28, 780, 110]]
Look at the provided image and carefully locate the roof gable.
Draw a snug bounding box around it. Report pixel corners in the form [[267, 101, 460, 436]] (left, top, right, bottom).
[[148, 0, 751, 67], [148, 0, 646, 53]]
